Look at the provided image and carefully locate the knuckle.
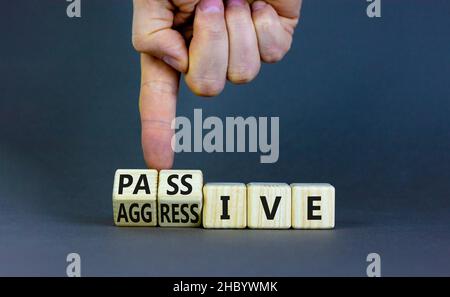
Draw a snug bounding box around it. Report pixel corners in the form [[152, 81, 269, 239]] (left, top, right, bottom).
[[227, 19, 248, 32], [132, 34, 146, 52], [226, 12, 250, 30], [255, 15, 277, 33], [187, 77, 224, 97], [141, 80, 178, 97], [261, 42, 291, 63], [141, 119, 172, 131], [228, 65, 258, 84], [197, 20, 226, 41], [204, 26, 226, 40], [262, 47, 285, 63]]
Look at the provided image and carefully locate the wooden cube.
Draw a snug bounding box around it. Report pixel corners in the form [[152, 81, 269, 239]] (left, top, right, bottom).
[[291, 183, 335, 229], [158, 170, 203, 227], [247, 183, 291, 229], [203, 183, 247, 229], [112, 169, 158, 226]]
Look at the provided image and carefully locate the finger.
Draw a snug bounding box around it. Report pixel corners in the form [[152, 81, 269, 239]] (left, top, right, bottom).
[[261, 0, 302, 20], [173, 0, 199, 26], [185, 0, 229, 97], [132, 0, 188, 73], [139, 53, 179, 170], [225, 0, 261, 84], [251, 1, 294, 63]]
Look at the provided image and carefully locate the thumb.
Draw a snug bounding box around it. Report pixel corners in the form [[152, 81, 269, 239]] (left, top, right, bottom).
[[132, 0, 188, 73], [139, 53, 179, 170]]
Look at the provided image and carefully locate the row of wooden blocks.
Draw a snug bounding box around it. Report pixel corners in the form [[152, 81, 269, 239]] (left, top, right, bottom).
[[112, 170, 335, 229]]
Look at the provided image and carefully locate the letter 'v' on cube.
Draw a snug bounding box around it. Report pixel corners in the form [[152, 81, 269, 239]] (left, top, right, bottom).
[[112, 169, 158, 226], [247, 183, 291, 229]]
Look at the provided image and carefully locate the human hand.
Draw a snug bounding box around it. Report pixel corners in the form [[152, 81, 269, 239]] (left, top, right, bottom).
[[132, 0, 302, 169]]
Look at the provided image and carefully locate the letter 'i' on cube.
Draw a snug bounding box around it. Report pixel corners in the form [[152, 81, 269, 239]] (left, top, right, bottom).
[[203, 183, 247, 229], [112, 170, 158, 227], [247, 183, 291, 229], [291, 183, 335, 229], [158, 170, 203, 227]]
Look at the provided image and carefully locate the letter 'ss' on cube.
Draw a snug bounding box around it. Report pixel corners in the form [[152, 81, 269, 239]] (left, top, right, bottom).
[[247, 183, 292, 229], [112, 169, 158, 227], [203, 183, 247, 229], [157, 170, 203, 227], [291, 183, 335, 229]]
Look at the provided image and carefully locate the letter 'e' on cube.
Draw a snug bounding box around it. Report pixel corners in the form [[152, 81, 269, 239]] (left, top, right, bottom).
[[158, 170, 203, 227], [247, 183, 291, 229], [291, 183, 335, 229], [203, 183, 247, 229], [112, 169, 158, 227]]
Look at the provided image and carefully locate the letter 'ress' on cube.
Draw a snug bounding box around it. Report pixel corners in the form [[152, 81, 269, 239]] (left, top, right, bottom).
[[158, 170, 203, 227], [112, 169, 158, 227], [291, 183, 335, 229], [247, 183, 291, 229], [203, 183, 247, 229]]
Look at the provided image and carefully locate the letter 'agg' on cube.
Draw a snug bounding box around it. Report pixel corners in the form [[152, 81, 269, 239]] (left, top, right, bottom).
[[203, 183, 247, 229], [247, 183, 291, 229], [112, 169, 158, 226], [158, 170, 203, 227], [291, 183, 335, 229]]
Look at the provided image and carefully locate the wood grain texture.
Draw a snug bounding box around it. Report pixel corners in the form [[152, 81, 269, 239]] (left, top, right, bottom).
[[112, 169, 158, 227], [157, 170, 203, 227], [291, 183, 335, 229], [247, 183, 291, 229], [203, 183, 247, 229]]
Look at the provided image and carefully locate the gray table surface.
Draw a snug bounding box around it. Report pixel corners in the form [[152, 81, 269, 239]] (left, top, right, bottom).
[[1, 0, 449, 276]]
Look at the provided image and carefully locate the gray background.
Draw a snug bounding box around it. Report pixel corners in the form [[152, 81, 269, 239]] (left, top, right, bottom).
[[1, 0, 449, 276]]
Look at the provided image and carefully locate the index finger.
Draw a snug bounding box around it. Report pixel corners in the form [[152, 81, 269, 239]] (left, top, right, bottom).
[[139, 53, 179, 170]]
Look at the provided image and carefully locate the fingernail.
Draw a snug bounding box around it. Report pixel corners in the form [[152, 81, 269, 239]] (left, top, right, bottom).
[[162, 56, 179, 71], [227, 0, 245, 7], [199, 0, 223, 13], [252, 1, 267, 11]]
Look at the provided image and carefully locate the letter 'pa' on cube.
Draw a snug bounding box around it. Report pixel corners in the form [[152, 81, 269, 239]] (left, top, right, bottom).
[[158, 170, 203, 227], [291, 183, 335, 229], [112, 169, 158, 227]]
